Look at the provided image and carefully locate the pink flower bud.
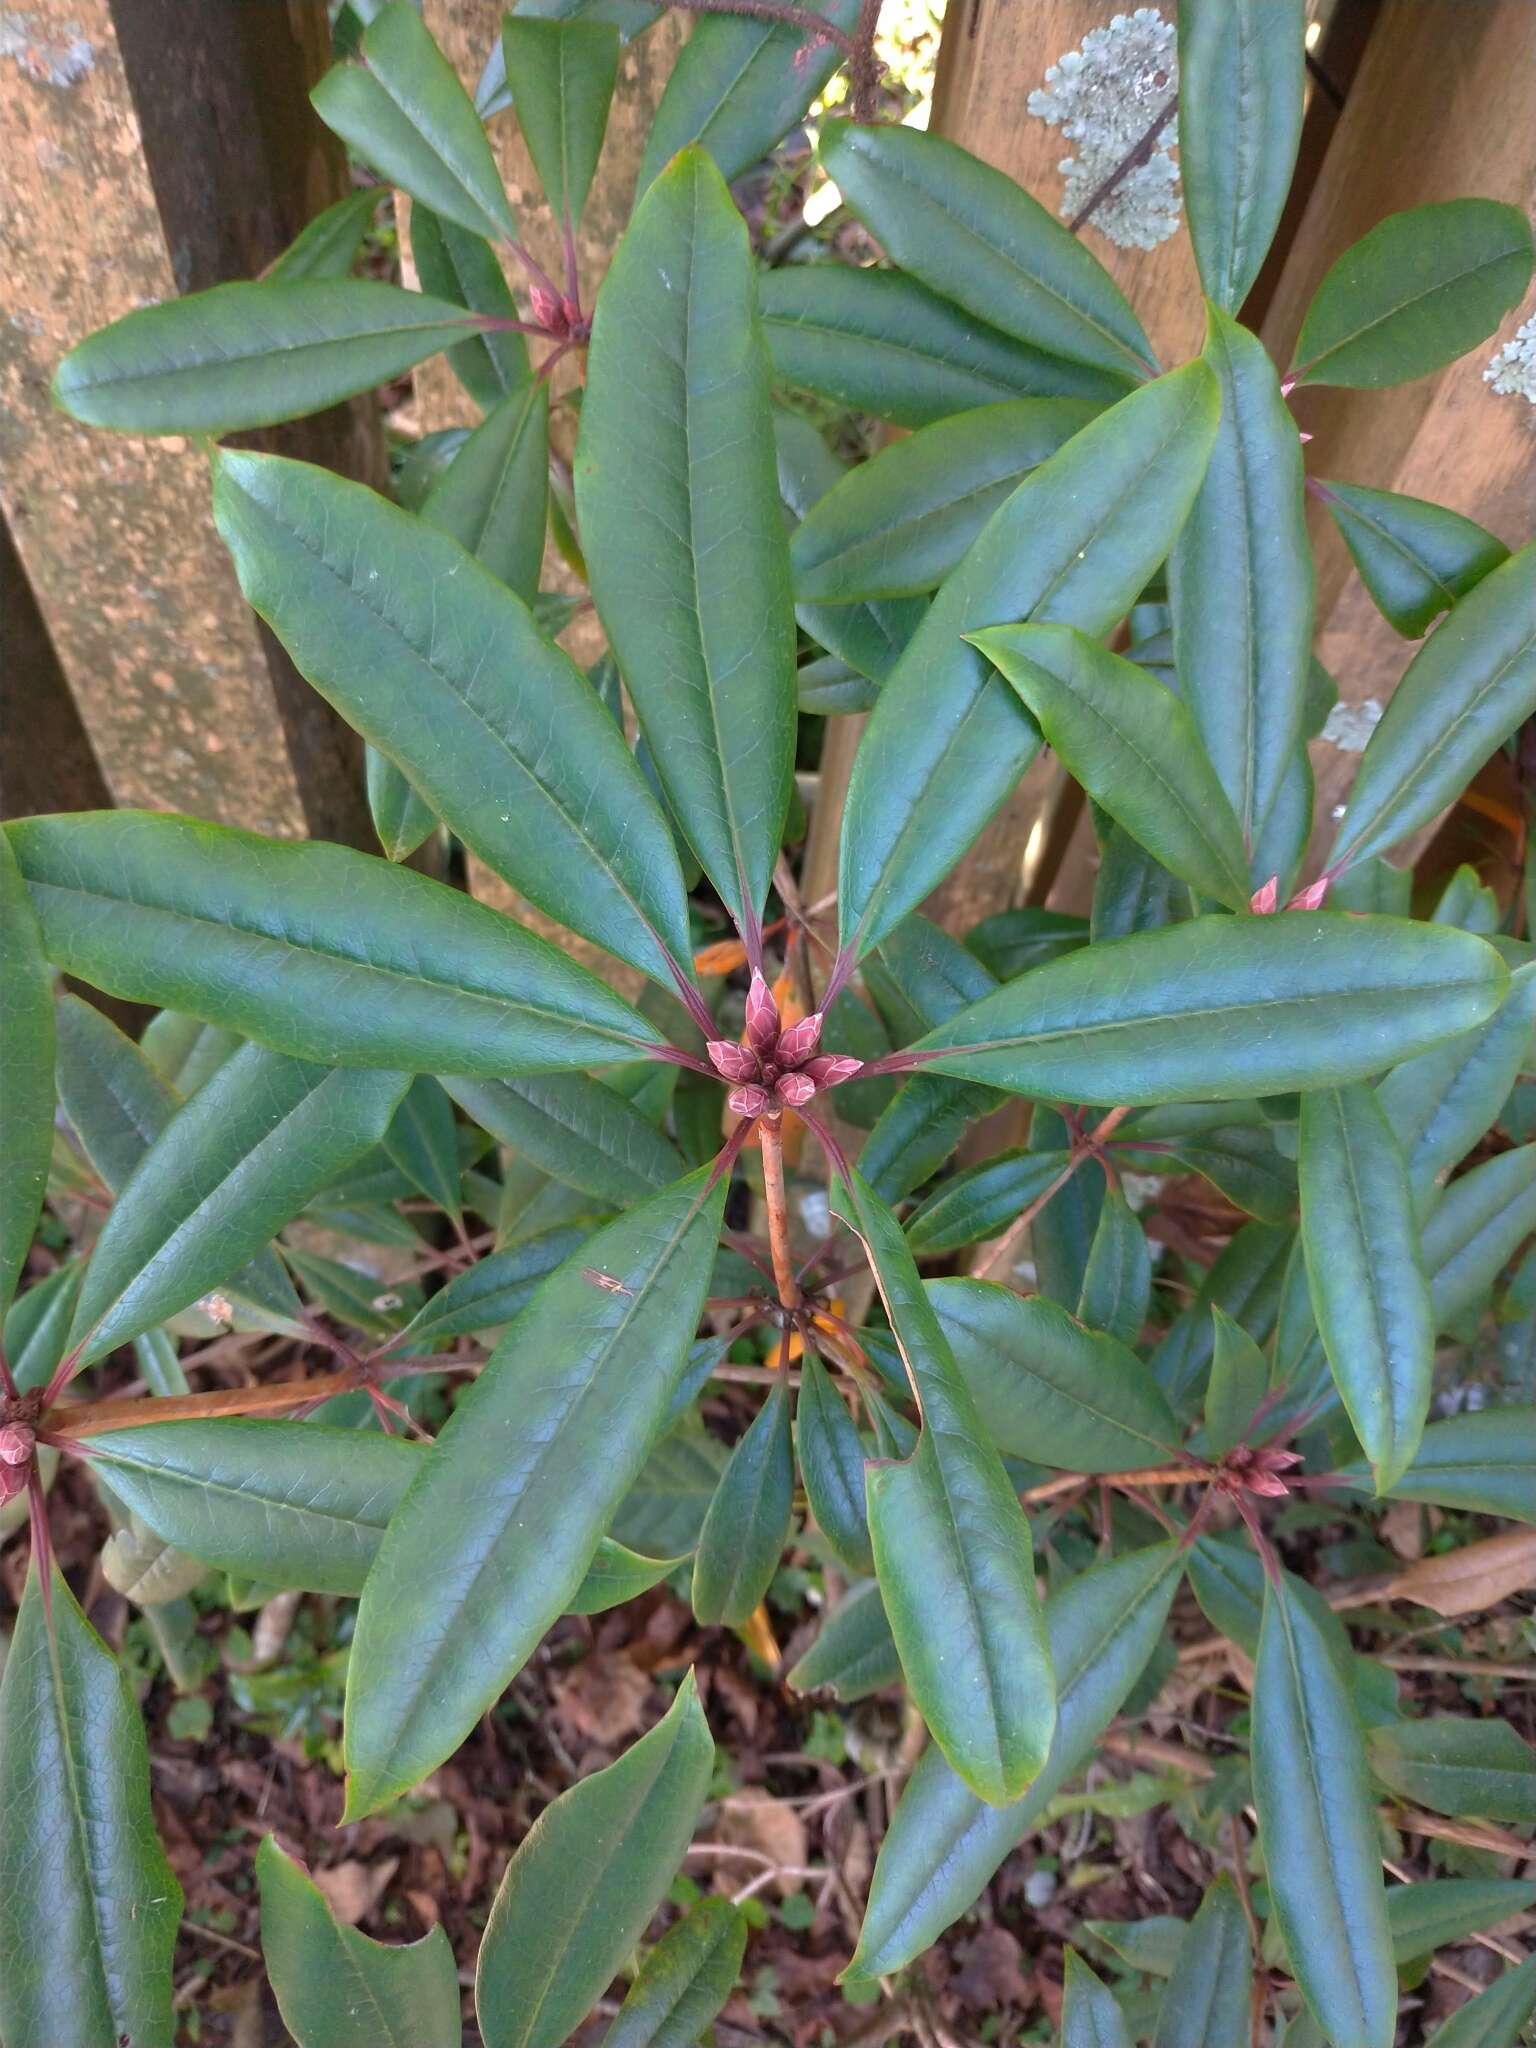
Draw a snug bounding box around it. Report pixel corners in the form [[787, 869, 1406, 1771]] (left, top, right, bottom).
[[0, 1462, 25, 1508], [775, 1071, 817, 1107], [728, 1083, 771, 1120], [529, 282, 566, 334], [1249, 875, 1279, 915], [0, 1423, 34, 1467], [1244, 1470, 1293, 1498], [707, 1040, 760, 1083], [802, 1054, 863, 1090], [1288, 876, 1331, 911], [744, 971, 780, 1053], [776, 1012, 823, 1065]]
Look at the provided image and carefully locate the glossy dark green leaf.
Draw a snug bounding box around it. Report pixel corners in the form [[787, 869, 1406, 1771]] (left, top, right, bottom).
[[860, 1075, 998, 1204], [1315, 480, 1510, 640], [1299, 1082, 1433, 1490], [577, 148, 795, 933], [396, 1225, 598, 1346], [833, 1172, 1053, 1806], [410, 204, 530, 405], [1422, 1146, 1536, 1330], [1291, 201, 1534, 388], [84, 1419, 420, 1595], [787, 1577, 902, 1701], [345, 1167, 725, 1816], [258, 1835, 459, 2048], [790, 396, 1100, 602], [480, 0, 659, 115], [1119, 1114, 1298, 1226], [605, 1896, 746, 2048], [837, 361, 1220, 959], [1168, 306, 1313, 866], [1155, 1221, 1293, 1416], [821, 120, 1153, 381], [266, 185, 382, 282], [929, 1278, 1177, 1470], [0, 834, 53, 1313], [53, 279, 481, 435], [1426, 1957, 1536, 2048], [1076, 1186, 1152, 1345], [568, 1538, 687, 1615], [1203, 1307, 1268, 1458], [10, 810, 664, 1074], [796, 1351, 873, 1574], [1062, 1950, 1133, 2048], [502, 15, 618, 227], [422, 377, 549, 598], [847, 1544, 1183, 1979], [1152, 1874, 1251, 2048], [639, 0, 856, 192], [1187, 1532, 1265, 1660], [366, 745, 438, 863], [312, 1, 518, 243], [916, 914, 1505, 1107], [476, 1675, 714, 2048], [214, 452, 695, 990], [865, 909, 999, 1037], [69, 1045, 406, 1364], [1368, 1718, 1536, 1824], [1348, 1408, 1536, 1525], [904, 1147, 1071, 1254], [612, 1426, 729, 1554], [966, 908, 1089, 980], [0, 1567, 182, 2048], [1092, 817, 1190, 942], [1329, 546, 1536, 873], [1178, 0, 1304, 311], [691, 1374, 793, 1626], [444, 1073, 681, 1206], [383, 1075, 463, 1221], [974, 622, 1251, 908], [1252, 1570, 1395, 2048], [758, 265, 1128, 427], [1386, 1879, 1536, 1965], [4, 1262, 83, 1398]]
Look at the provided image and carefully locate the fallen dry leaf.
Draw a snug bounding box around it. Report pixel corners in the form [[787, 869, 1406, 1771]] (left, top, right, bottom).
[[715, 1788, 809, 1896], [551, 1651, 652, 1745], [311, 1855, 398, 1927], [1385, 1530, 1536, 1617], [1381, 1499, 1425, 1560], [952, 1924, 1034, 2009]]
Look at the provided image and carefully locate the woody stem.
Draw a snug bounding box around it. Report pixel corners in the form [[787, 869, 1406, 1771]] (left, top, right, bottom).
[[759, 1115, 801, 1313]]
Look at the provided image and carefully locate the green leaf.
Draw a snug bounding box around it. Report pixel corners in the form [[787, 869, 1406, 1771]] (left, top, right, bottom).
[[383, 1075, 463, 1220], [422, 378, 549, 599], [577, 148, 796, 933], [266, 186, 382, 281], [1119, 1115, 1298, 1225], [1168, 305, 1314, 866], [1299, 1082, 1434, 1491], [1387, 1879, 1536, 1964], [502, 15, 619, 228], [1151, 1874, 1251, 2048], [1187, 1532, 1265, 1660], [258, 1835, 460, 2048], [1377, 963, 1536, 1217], [1252, 1570, 1395, 2048], [790, 397, 1101, 603], [914, 913, 1505, 1106], [9, 810, 664, 1073], [1291, 200, 1534, 388], [821, 120, 1153, 382], [691, 1374, 793, 1625], [84, 1419, 420, 1596], [1314, 481, 1510, 640], [832, 1172, 1053, 1806], [1178, 0, 1304, 311], [1348, 1408, 1536, 1525], [1076, 1185, 1152, 1345], [612, 1426, 729, 1554], [966, 908, 1089, 980], [788, 1577, 902, 1701], [836, 361, 1220, 959], [0, 1567, 182, 2048], [568, 1537, 688, 1615], [1422, 1146, 1536, 1330], [929, 1278, 1177, 1471], [904, 1147, 1071, 1254], [1154, 1221, 1293, 1415], [1062, 1951, 1132, 2048], [847, 1544, 1183, 1979], [366, 746, 438, 863], [759, 264, 1128, 426], [214, 451, 694, 990], [859, 1074, 999, 1204], [0, 834, 53, 1313], [394, 1224, 599, 1346], [1203, 1307, 1268, 1458], [795, 1351, 873, 1574], [1329, 546, 1536, 873], [69, 1045, 406, 1364], [639, 0, 857, 192], [410, 204, 530, 405], [1368, 1719, 1536, 1824], [312, 1, 518, 243], [443, 1073, 682, 1205], [974, 623, 1252, 908], [475, 1675, 714, 2048], [344, 1167, 725, 1817], [1427, 1957, 1536, 2048], [605, 1896, 747, 2048], [53, 279, 482, 435]]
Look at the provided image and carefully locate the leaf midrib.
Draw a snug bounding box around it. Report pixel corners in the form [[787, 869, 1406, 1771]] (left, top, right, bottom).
[[70, 304, 478, 395], [1297, 235, 1530, 381]]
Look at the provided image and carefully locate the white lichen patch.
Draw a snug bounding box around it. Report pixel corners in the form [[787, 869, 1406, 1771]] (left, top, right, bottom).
[[1027, 7, 1181, 250], [1321, 698, 1383, 754], [0, 11, 95, 87], [1485, 310, 1536, 405]]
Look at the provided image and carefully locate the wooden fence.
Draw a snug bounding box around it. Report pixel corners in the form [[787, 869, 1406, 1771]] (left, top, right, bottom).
[[3, 0, 1533, 940]]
